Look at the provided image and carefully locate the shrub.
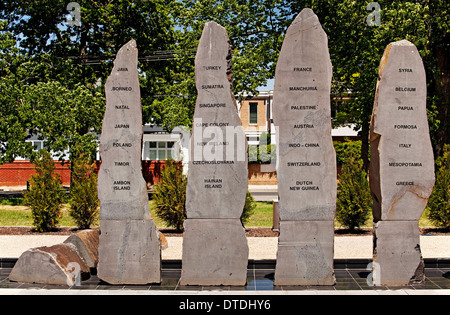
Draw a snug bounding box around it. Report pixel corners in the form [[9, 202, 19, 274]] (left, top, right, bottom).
[[24, 149, 66, 232], [333, 140, 362, 165], [70, 153, 99, 229], [241, 190, 256, 225], [427, 144, 450, 229], [153, 160, 187, 231], [336, 154, 372, 231]]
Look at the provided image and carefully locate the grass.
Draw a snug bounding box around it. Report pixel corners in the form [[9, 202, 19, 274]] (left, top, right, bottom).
[[0, 197, 439, 230]]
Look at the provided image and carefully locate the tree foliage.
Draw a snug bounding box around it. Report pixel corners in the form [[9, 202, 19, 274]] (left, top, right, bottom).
[[153, 160, 187, 231], [336, 155, 372, 231], [427, 144, 450, 229], [24, 149, 66, 232], [69, 151, 99, 229]]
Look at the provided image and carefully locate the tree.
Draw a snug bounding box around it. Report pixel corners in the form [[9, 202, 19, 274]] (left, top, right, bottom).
[[0, 21, 33, 164], [427, 144, 450, 229], [24, 149, 66, 232], [1, 0, 181, 124], [153, 160, 187, 231], [69, 151, 99, 229], [287, 0, 449, 164], [336, 155, 372, 231]]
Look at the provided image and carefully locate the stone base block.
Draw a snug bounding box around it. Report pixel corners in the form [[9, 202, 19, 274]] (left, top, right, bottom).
[[9, 243, 90, 286], [373, 220, 424, 286], [275, 221, 335, 286], [64, 229, 99, 269], [98, 219, 161, 285], [180, 219, 249, 286]]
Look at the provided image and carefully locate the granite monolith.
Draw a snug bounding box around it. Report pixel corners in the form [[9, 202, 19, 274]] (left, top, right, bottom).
[[97, 40, 161, 285], [369, 40, 435, 286], [180, 21, 249, 286], [273, 8, 337, 286]]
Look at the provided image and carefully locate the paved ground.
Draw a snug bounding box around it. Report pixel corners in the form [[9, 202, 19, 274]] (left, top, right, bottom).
[[1, 234, 449, 295], [1, 234, 450, 260]]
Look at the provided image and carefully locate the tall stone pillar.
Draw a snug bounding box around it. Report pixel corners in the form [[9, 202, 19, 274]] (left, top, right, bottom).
[[370, 40, 435, 286], [97, 40, 161, 285], [273, 8, 337, 286], [180, 21, 249, 286]]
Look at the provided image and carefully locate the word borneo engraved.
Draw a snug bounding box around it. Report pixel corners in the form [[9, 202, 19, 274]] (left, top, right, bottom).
[[370, 40, 435, 286], [273, 8, 337, 286], [180, 21, 249, 286], [97, 40, 161, 285]]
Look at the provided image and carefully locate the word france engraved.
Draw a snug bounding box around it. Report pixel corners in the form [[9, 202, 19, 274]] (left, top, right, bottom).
[[370, 40, 435, 286], [273, 8, 337, 286], [180, 21, 249, 286], [97, 40, 161, 285]]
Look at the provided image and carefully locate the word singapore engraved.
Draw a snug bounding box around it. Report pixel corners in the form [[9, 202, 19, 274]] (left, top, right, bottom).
[[180, 21, 249, 286]]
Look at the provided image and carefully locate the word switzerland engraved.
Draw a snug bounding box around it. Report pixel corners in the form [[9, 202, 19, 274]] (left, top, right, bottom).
[[273, 8, 337, 286]]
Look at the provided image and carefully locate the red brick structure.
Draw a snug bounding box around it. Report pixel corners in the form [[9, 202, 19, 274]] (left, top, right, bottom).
[[0, 160, 169, 188]]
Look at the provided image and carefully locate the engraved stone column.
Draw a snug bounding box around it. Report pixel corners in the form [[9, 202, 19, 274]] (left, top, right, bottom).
[[370, 40, 435, 286], [180, 21, 249, 286], [97, 40, 161, 285], [273, 8, 337, 286]]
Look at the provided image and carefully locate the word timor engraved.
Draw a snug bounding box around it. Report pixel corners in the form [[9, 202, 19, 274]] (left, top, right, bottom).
[[273, 8, 337, 286], [370, 40, 435, 286], [97, 40, 161, 285], [180, 21, 249, 286]]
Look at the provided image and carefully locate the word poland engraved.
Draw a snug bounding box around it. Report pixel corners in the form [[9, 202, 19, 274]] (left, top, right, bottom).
[[370, 40, 435, 286], [180, 21, 249, 286], [97, 40, 161, 284], [273, 8, 337, 286]]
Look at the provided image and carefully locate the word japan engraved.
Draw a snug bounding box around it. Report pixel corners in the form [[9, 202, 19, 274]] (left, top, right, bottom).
[[97, 40, 161, 285], [273, 8, 337, 286]]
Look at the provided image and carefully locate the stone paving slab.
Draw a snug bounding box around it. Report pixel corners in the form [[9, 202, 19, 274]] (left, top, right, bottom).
[[1, 235, 449, 260]]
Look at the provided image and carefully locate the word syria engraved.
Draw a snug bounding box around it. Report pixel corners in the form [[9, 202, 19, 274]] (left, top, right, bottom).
[[273, 8, 337, 286], [97, 40, 161, 285], [370, 40, 435, 286], [180, 21, 249, 286]]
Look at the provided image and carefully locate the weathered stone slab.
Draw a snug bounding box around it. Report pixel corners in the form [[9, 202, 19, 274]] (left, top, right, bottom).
[[97, 220, 161, 285], [9, 244, 90, 287], [272, 8, 336, 222], [97, 39, 161, 284], [186, 21, 248, 220], [181, 21, 249, 286], [180, 219, 249, 286], [373, 221, 424, 286], [64, 229, 99, 269], [273, 8, 336, 286], [370, 40, 435, 222], [98, 39, 152, 221], [274, 221, 335, 286]]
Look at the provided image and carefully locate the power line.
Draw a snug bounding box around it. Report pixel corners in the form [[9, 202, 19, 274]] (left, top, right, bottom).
[[64, 49, 196, 65]]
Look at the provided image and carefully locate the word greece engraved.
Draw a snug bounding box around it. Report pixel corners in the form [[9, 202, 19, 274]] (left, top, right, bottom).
[[369, 40, 435, 286], [273, 8, 337, 286], [180, 21, 249, 286], [97, 40, 161, 285]]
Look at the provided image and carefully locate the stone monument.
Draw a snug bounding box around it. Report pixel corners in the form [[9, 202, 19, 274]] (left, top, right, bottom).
[[273, 8, 337, 286], [369, 40, 435, 286], [180, 21, 249, 286], [97, 40, 161, 285]]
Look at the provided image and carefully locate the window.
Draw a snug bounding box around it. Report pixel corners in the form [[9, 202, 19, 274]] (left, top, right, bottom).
[[146, 141, 175, 161], [249, 102, 258, 124]]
